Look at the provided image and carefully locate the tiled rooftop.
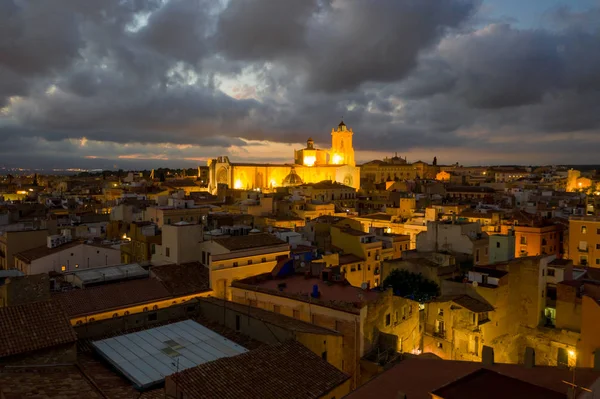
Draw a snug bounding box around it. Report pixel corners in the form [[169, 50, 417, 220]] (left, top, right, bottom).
[[14, 240, 82, 263], [338, 253, 363, 265], [212, 233, 287, 251], [359, 213, 393, 221], [431, 368, 565, 399], [450, 294, 495, 313], [346, 357, 600, 399], [0, 300, 76, 358], [0, 366, 102, 399], [170, 340, 350, 399], [150, 262, 211, 296], [53, 278, 172, 317], [335, 226, 370, 236]]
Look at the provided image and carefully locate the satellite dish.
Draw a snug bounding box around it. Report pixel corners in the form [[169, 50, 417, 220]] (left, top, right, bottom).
[[472, 281, 479, 287]]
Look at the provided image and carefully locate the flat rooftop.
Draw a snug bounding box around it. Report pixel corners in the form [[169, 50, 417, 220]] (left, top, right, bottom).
[[234, 274, 380, 310], [91, 319, 247, 390], [66, 263, 148, 286], [212, 233, 286, 251]]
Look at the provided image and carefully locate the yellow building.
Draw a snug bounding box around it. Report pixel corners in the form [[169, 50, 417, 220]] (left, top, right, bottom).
[[230, 274, 420, 389], [120, 221, 161, 264], [330, 225, 395, 288], [198, 233, 290, 299], [569, 216, 600, 266], [0, 229, 48, 270], [207, 121, 360, 193], [436, 170, 451, 181], [360, 156, 439, 183], [566, 169, 594, 192], [53, 263, 213, 326]]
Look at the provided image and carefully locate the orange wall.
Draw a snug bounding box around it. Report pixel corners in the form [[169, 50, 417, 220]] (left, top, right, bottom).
[[514, 226, 560, 258], [579, 296, 600, 367]]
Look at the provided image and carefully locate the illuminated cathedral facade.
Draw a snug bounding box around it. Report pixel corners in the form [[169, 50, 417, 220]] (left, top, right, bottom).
[[207, 121, 360, 193]]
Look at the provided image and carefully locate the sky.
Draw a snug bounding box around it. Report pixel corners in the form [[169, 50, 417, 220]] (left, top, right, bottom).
[[1, 0, 599, 170]]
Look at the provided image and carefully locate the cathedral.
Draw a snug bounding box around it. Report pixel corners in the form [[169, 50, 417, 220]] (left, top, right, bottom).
[[207, 121, 361, 193]]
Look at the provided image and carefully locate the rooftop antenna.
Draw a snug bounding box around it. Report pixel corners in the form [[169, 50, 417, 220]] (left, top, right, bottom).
[[561, 358, 592, 398]]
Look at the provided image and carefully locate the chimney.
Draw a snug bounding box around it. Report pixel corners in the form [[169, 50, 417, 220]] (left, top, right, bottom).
[[396, 392, 407, 399], [524, 347, 535, 368], [482, 346, 494, 366]]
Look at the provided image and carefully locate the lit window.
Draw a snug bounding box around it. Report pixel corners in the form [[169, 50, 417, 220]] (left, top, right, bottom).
[[582, 226, 587, 234], [61, 265, 66, 272]]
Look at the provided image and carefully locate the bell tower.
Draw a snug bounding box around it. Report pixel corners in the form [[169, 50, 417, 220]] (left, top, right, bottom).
[[330, 120, 355, 166]]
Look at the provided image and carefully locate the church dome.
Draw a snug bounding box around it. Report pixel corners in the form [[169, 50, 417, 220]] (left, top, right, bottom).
[[283, 166, 303, 186]]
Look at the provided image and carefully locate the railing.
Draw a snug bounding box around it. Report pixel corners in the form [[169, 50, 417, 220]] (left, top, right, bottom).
[[578, 247, 589, 253], [425, 324, 446, 339]]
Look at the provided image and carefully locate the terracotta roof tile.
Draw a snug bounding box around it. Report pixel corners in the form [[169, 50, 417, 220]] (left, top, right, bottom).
[[0, 366, 102, 399], [431, 368, 565, 399], [15, 240, 82, 263], [346, 357, 600, 399], [52, 278, 172, 317], [170, 340, 350, 399], [212, 233, 287, 251], [0, 300, 76, 358], [150, 262, 210, 296]]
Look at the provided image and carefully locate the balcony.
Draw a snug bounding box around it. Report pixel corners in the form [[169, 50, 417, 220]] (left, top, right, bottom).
[[425, 324, 446, 339], [578, 247, 589, 253], [433, 330, 446, 339]]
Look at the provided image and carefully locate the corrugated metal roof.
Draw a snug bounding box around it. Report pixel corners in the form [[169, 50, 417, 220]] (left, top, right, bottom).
[[91, 320, 247, 390], [66, 263, 148, 286]]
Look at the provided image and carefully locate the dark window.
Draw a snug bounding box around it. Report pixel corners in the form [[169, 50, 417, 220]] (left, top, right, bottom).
[[322, 351, 327, 361], [547, 268, 555, 277], [235, 315, 241, 331], [248, 259, 253, 265], [261, 257, 267, 262], [166, 247, 170, 257], [385, 313, 391, 326], [496, 242, 500, 248], [233, 262, 239, 267], [148, 312, 158, 321]]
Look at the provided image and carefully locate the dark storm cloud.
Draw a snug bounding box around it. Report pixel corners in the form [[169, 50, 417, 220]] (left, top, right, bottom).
[[0, 0, 599, 167], [216, 0, 320, 60], [216, 0, 479, 92]]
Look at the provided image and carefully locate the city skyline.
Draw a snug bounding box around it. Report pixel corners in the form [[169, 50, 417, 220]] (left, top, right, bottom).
[[1, 0, 599, 170]]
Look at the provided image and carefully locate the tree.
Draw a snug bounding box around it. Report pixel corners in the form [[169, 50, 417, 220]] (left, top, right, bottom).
[[383, 269, 439, 302]]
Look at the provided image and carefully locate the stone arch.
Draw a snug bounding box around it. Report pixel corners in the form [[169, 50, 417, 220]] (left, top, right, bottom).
[[217, 167, 228, 184]]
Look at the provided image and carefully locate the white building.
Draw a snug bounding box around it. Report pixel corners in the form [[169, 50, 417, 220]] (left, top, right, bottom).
[[152, 222, 204, 265], [14, 238, 121, 275]]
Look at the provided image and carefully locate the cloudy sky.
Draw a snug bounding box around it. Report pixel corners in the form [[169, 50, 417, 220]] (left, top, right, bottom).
[[1, 0, 599, 170]]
